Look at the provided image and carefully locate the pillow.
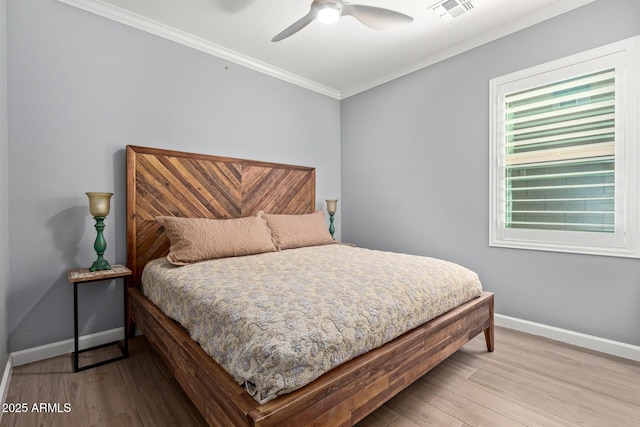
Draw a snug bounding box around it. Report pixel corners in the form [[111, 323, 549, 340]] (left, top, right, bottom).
[[156, 212, 277, 265], [263, 211, 335, 250]]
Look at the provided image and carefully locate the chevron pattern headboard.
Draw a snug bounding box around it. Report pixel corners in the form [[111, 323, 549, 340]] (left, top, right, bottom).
[[125, 145, 316, 286]]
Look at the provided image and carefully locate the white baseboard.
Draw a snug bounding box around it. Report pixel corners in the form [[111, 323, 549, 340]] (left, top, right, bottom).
[[10, 327, 124, 367], [0, 355, 13, 422], [495, 314, 640, 362], [5, 316, 639, 372]]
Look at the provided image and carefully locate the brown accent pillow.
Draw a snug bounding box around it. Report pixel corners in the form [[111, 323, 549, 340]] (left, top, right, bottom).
[[263, 211, 335, 250], [156, 212, 277, 265]]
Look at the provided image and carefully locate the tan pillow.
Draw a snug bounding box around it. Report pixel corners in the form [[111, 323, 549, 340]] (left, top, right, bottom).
[[156, 212, 277, 265], [263, 211, 335, 250]]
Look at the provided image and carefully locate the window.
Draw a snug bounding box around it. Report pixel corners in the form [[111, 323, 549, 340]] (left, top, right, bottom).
[[489, 36, 640, 258]]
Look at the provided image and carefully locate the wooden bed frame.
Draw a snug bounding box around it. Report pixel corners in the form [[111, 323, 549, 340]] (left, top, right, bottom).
[[125, 145, 494, 426]]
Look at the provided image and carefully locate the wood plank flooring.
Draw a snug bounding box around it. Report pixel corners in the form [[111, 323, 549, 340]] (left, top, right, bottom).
[[1, 327, 638, 426]]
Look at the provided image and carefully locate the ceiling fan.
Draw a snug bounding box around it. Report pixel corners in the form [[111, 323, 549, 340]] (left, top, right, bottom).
[[272, 0, 413, 42]]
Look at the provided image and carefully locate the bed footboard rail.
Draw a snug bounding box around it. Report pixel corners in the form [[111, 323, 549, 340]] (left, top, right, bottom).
[[129, 288, 258, 426], [129, 289, 494, 427]]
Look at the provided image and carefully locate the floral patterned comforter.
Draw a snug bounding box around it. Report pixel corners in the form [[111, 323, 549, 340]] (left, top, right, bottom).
[[142, 244, 482, 403]]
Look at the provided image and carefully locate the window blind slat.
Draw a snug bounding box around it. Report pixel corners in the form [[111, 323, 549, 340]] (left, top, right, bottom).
[[507, 221, 615, 229], [510, 197, 614, 202], [508, 210, 614, 215], [506, 113, 615, 137], [506, 85, 614, 114], [505, 142, 614, 166], [506, 70, 615, 103], [506, 99, 615, 125], [507, 154, 614, 168], [506, 169, 613, 181], [506, 132, 613, 151], [508, 184, 614, 193]]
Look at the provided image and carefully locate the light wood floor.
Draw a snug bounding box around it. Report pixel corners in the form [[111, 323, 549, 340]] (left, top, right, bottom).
[[1, 327, 638, 426]]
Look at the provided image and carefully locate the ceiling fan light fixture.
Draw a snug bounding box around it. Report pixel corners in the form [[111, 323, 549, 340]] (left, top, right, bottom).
[[272, 0, 412, 42], [317, 3, 341, 24]]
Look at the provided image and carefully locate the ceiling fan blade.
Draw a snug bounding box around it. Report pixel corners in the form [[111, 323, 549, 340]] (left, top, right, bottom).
[[272, 11, 316, 42], [342, 4, 413, 30]]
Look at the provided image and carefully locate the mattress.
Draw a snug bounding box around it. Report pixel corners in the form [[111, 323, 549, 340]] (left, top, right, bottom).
[[142, 244, 482, 403]]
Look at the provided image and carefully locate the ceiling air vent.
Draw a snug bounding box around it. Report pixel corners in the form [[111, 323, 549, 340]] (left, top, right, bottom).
[[430, 0, 475, 22]]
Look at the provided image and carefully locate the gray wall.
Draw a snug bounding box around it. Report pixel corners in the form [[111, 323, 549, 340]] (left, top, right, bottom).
[[341, 0, 640, 346], [6, 0, 638, 355], [0, 0, 8, 369], [7, 0, 340, 352]]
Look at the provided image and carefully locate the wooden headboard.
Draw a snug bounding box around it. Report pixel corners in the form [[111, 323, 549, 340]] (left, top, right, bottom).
[[126, 145, 316, 286]]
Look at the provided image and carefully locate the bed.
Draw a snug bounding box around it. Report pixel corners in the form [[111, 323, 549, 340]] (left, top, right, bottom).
[[125, 145, 494, 426]]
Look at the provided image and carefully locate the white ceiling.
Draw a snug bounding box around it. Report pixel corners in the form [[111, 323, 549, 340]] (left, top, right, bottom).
[[58, 0, 596, 99]]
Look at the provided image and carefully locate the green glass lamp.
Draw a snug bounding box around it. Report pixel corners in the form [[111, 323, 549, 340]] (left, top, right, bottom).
[[86, 192, 113, 272], [326, 199, 338, 240]]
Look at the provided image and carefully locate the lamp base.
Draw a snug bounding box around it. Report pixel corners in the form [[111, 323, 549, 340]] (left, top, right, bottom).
[[89, 257, 112, 272], [90, 215, 111, 272], [329, 213, 335, 240]]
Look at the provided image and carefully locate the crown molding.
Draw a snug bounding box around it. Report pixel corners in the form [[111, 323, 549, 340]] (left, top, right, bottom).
[[341, 0, 598, 98], [56, 0, 341, 99], [57, 0, 596, 100]]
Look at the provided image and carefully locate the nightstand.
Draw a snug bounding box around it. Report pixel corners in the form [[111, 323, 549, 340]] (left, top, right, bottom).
[[67, 264, 131, 372]]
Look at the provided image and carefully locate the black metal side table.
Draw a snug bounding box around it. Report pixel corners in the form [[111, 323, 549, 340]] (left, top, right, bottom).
[[67, 264, 131, 372]]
